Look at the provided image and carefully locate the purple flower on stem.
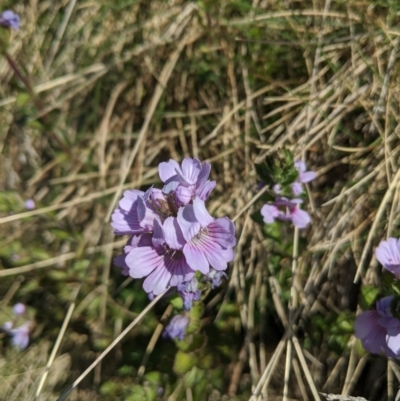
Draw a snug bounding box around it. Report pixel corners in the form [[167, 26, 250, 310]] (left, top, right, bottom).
[[204, 268, 227, 289], [291, 160, 316, 196], [163, 315, 189, 340], [261, 197, 311, 229], [375, 238, 400, 278], [355, 296, 400, 357], [178, 277, 201, 310], [159, 158, 216, 205], [118, 219, 195, 295], [178, 198, 236, 274], [0, 10, 20, 30]]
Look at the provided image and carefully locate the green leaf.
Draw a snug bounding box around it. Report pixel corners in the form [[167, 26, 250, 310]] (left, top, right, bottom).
[[144, 371, 162, 385], [170, 295, 183, 310], [198, 352, 215, 369], [126, 385, 146, 400], [173, 350, 197, 375], [184, 366, 204, 387], [15, 92, 31, 107], [359, 285, 380, 310]]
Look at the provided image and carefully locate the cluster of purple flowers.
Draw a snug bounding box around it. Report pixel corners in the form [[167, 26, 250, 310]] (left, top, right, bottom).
[[2, 303, 30, 350], [355, 238, 400, 357], [261, 160, 315, 229], [111, 158, 236, 340], [0, 10, 20, 30]]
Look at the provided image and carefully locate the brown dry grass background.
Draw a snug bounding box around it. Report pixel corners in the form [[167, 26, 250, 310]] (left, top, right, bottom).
[[1, 1, 400, 400]]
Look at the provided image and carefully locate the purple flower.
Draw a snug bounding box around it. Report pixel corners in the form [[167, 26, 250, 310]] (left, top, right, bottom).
[[0, 10, 20, 30], [291, 160, 316, 196], [2, 302, 31, 350], [205, 268, 227, 289], [24, 199, 35, 210], [111, 188, 167, 235], [355, 296, 400, 357], [13, 303, 26, 315], [261, 197, 310, 229], [159, 158, 216, 205], [118, 219, 195, 295], [178, 197, 236, 274], [112, 157, 237, 297], [376, 238, 400, 277], [9, 322, 30, 349], [163, 315, 189, 340], [272, 184, 282, 194], [178, 277, 201, 310]]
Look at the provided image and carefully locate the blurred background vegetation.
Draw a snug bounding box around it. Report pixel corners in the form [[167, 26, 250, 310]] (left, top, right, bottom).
[[1, 0, 400, 400]]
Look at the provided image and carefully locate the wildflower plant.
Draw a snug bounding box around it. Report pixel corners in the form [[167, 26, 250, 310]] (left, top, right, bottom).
[[255, 149, 315, 229], [111, 157, 236, 339]]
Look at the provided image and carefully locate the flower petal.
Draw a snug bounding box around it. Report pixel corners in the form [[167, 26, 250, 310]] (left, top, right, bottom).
[[291, 208, 311, 229], [183, 242, 209, 274], [125, 246, 163, 279], [261, 204, 279, 224], [294, 160, 306, 173], [355, 311, 387, 354], [178, 205, 201, 242], [299, 171, 316, 183], [291, 182, 303, 196], [208, 218, 236, 248], [376, 238, 400, 276], [163, 217, 185, 250], [143, 265, 172, 295], [386, 331, 400, 356], [159, 160, 181, 182], [192, 197, 214, 227]]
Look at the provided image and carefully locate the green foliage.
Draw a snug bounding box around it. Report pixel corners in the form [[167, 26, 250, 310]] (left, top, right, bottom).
[[359, 285, 380, 310], [174, 350, 197, 375], [255, 148, 298, 187]]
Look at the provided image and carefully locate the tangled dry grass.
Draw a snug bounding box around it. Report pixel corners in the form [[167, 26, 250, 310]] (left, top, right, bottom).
[[1, 0, 400, 400]]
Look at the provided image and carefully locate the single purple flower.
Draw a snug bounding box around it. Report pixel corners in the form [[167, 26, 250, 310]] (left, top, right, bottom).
[[10, 322, 30, 349], [261, 197, 311, 229], [355, 296, 400, 357], [159, 158, 216, 205], [163, 315, 189, 340], [178, 277, 201, 310], [272, 184, 282, 194], [0, 10, 20, 30], [204, 268, 227, 289], [178, 197, 236, 274], [13, 303, 26, 315], [291, 160, 316, 196], [376, 238, 400, 277], [122, 219, 195, 295], [24, 199, 35, 210], [2, 321, 30, 350]]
